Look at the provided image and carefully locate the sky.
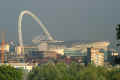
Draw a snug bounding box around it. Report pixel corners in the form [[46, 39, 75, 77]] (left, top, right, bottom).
[[0, 0, 119, 42]]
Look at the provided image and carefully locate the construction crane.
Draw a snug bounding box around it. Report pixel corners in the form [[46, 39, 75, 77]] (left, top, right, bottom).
[[1, 32, 5, 63]]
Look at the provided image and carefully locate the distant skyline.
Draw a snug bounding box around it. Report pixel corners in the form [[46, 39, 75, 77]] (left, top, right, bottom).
[[0, 0, 119, 42]]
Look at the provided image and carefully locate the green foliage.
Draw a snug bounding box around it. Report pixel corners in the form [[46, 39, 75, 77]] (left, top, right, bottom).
[[28, 62, 120, 80], [0, 65, 23, 80], [108, 68, 120, 80], [116, 24, 120, 40]]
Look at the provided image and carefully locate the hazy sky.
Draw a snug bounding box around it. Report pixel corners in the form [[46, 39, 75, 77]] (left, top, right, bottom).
[[0, 0, 119, 42]]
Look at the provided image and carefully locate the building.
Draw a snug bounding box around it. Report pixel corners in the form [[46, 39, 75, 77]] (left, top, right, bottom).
[[0, 50, 8, 63], [87, 48, 104, 66], [16, 46, 23, 56], [0, 43, 10, 52], [25, 50, 59, 63], [64, 48, 86, 64], [38, 42, 48, 51], [72, 41, 110, 54], [26, 51, 44, 59], [23, 46, 38, 54], [48, 44, 65, 55], [64, 48, 85, 56], [7, 56, 24, 63], [9, 41, 16, 55]]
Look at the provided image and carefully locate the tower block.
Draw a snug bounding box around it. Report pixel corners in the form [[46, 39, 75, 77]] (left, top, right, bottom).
[[1, 32, 5, 63]]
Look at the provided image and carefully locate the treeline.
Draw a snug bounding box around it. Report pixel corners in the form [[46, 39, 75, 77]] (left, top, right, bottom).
[[0, 62, 120, 80], [28, 62, 120, 80]]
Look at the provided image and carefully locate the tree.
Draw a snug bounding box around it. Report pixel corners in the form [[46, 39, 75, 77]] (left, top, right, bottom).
[[108, 68, 120, 80], [28, 62, 120, 80], [0, 65, 23, 80], [116, 24, 120, 47], [116, 24, 120, 40], [28, 62, 81, 80]]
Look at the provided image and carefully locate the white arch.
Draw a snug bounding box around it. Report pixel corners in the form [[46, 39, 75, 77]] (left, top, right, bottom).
[[18, 10, 54, 46]]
